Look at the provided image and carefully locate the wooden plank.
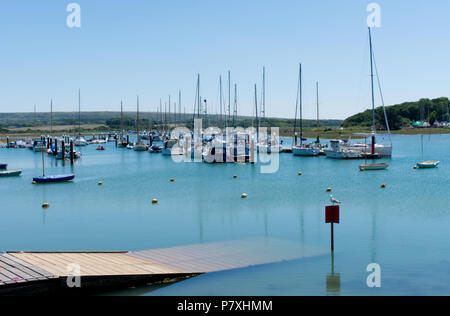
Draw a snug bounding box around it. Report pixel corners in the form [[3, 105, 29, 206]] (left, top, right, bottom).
[[0, 262, 36, 282], [0, 255, 48, 280], [2, 254, 55, 278]]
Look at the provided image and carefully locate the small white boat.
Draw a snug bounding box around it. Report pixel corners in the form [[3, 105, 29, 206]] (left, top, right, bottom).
[[416, 161, 440, 169], [74, 137, 88, 146], [359, 163, 389, 171]]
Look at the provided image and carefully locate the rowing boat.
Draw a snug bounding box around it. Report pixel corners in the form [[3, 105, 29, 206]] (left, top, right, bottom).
[[359, 163, 389, 171], [416, 161, 440, 169], [0, 170, 22, 177]]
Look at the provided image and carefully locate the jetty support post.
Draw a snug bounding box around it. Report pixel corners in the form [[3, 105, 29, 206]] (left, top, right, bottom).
[[70, 141, 74, 164], [61, 140, 65, 160]]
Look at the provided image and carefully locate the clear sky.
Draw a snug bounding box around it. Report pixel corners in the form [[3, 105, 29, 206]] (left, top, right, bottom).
[[0, 0, 449, 119]]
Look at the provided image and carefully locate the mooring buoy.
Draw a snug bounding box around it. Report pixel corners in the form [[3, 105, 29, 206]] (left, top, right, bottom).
[[326, 188, 332, 192], [152, 199, 158, 204], [241, 193, 248, 199], [42, 203, 49, 208]]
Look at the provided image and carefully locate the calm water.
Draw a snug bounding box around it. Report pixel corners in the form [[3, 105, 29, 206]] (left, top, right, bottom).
[[1, 134, 449, 296]]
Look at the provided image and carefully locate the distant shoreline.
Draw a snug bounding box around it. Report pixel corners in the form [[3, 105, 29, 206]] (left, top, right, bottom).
[[1, 126, 449, 142]]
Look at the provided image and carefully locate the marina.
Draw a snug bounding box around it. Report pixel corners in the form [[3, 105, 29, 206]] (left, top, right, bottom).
[[2, 0, 450, 299], [0, 131, 448, 295]]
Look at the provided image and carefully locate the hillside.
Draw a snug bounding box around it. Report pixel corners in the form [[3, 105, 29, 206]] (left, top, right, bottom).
[[343, 97, 450, 130]]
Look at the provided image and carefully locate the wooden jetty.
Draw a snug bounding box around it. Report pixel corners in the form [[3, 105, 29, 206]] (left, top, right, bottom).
[[0, 238, 325, 295]]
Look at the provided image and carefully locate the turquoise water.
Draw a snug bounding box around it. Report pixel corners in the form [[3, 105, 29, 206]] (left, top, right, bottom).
[[1, 134, 449, 295]]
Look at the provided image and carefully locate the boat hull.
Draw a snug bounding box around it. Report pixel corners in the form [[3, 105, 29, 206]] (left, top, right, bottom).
[[0, 170, 22, 177], [359, 163, 389, 171], [33, 174, 75, 183], [293, 147, 320, 156], [416, 161, 440, 169]]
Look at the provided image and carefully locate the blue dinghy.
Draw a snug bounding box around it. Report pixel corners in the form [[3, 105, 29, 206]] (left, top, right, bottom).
[[33, 174, 75, 183]]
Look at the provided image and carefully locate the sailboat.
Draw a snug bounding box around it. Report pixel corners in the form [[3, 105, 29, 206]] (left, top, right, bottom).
[[358, 28, 391, 171], [33, 136, 75, 183], [74, 90, 88, 147], [133, 96, 147, 151], [293, 64, 320, 157], [416, 108, 439, 169], [117, 101, 128, 148], [355, 28, 392, 159]]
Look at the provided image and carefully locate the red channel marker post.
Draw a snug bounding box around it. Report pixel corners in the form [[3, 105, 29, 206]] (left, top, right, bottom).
[[326, 205, 340, 252]]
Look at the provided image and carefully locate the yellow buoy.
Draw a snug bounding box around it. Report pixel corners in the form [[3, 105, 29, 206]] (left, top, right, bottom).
[[241, 193, 248, 199], [381, 184, 386, 188], [152, 199, 158, 204], [98, 181, 103, 186], [42, 203, 49, 208], [233, 175, 238, 179], [170, 178, 175, 182], [32, 181, 37, 185], [326, 188, 332, 192], [298, 172, 302, 176], [413, 165, 417, 169]]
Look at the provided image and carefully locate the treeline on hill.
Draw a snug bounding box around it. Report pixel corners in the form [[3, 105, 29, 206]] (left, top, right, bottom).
[[105, 116, 343, 130], [343, 97, 450, 130], [0, 111, 342, 130]]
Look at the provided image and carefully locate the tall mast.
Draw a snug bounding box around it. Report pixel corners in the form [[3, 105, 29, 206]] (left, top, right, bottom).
[[120, 100, 123, 136], [233, 84, 237, 128], [78, 89, 81, 134], [137, 96, 140, 142], [369, 27, 376, 154], [50, 99, 53, 135], [197, 74, 201, 119], [255, 84, 259, 142], [262, 66, 266, 119], [228, 71, 231, 124], [293, 64, 300, 146], [179, 90, 181, 124], [316, 81, 320, 143], [219, 76, 223, 128], [299, 64, 303, 146]]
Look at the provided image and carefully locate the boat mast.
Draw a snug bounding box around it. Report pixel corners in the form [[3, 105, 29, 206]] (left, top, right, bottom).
[[179, 90, 182, 125], [120, 101, 123, 137], [137, 96, 141, 143], [219, 76, 223, 129], [50, 99, 53, 135], [233, 84, 237, 129], [369, 27, 376, 155], [78, 89, 81, 135], [255, 84, 259, 142], [293, 64, 300, 146], [299, 64, 303, 146], [262, 66, 266, 119], [228, 71, 231, 125], [316, 82, 320, 143]]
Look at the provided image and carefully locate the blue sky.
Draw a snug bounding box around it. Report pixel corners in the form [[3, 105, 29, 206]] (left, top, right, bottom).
[[0, 0, 449, 119]]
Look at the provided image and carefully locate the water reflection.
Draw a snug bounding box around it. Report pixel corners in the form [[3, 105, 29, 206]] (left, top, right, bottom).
[[326, 252, 341, 296]]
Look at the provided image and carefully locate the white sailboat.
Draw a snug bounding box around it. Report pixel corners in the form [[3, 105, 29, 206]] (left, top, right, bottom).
[[292, 64, 320, 157], [74, 90, 88, 147], [134, 96, 148, 151]]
